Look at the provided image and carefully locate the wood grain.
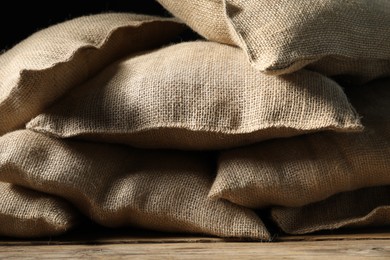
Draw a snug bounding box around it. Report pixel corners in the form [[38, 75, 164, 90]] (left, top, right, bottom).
[[1, 240, 389, 259], [1, 227, 390, 259]]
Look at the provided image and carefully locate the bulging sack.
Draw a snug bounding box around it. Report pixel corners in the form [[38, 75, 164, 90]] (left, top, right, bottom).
[[158, 0, 390, 80], [271, 186, 390, 234], [0, 182, 79, 238], [27, 42, 361, 150], [210, 78, 390, 208], [0, 13, 185, 135], [0, 130, 270, 240]]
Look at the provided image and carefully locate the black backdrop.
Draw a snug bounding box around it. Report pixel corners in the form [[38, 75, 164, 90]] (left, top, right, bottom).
[[1, 0, 170, 51]]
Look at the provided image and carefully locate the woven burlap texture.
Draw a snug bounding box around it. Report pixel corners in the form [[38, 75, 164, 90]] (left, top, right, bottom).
[[0, 130, 270, 240], [271, 186, 390, 234], [210, 78, 390, 208], [27, 41, 362, 150], [157, 0, 240, 45], [158, 0, 390, 79], [0, 182, 79, 238], [0, 13, 184, 136]]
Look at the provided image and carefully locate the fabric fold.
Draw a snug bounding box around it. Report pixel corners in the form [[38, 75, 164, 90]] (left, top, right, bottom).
[[210, 78, 390, 208], [0, 182, 80, 238], [158, 0, 390, 81], [0, 13, 185, 135], [0, 130, 270, 240], [271, 186, 390, 234], [27, 41, 361, 150]]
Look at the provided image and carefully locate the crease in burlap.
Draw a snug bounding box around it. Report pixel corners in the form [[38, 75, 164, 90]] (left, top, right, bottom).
[[27, 41, 362, 150], [157, 0, 240, 46], [0, 13, 185, 136], [0, 130, 270, 240], [158, 0, 390, 80], [271, 186, 390, 234], [0, 182, 80, 238], [210, 78, 390, 208]]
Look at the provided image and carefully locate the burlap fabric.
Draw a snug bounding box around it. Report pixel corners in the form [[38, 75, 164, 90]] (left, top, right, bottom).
[[272, 186, 390, 234], [0, 130, 270, 240], [210, 78, 390, 208], [0, 182, 79, 238], [0, 13, 184, 135], [157, 0, 240, 45], [158, 0, 390, 80], [27, 42, 361, 150]]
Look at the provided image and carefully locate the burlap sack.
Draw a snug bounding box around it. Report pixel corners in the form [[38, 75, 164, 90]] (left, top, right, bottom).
[[0, 13, 185, 136], [158, 0, 390, 80], [0, 182, 79, 238], [210, 78, 390, 208], [27, 42, 361, 150], [271, 186, 390, 234], [306, 57, 390, 86], [157, 0, 239, 46], [0, 130, 270, 240]]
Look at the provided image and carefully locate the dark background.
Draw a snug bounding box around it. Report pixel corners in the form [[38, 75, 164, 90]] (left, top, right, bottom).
[[1, 0, 171, 51]]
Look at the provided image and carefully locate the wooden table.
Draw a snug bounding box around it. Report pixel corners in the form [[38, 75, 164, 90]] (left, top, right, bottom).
[[1, 227, 390, 259]]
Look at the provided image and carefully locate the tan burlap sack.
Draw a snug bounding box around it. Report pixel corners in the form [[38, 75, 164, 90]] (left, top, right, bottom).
[[0, 130, 270, 240], [158, 0, 390, 80], [306, 57, 390, 86], [0, 13, 185, 136], [210, 78, 390, 208], [0, 182, 79, 238], [271, 186, 390, 234], [157, 0, 240, 45], [27, 42, 361, 150]]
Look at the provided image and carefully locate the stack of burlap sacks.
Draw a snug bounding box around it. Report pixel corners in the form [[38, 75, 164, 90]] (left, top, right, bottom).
[[0, 1, 389, 240]]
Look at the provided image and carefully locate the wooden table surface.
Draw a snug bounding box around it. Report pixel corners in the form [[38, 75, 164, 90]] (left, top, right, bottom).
[[1, 226, 390, 259]]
